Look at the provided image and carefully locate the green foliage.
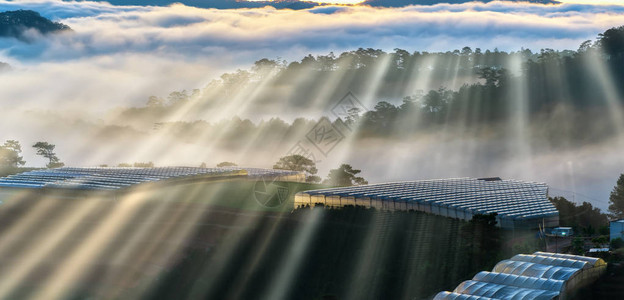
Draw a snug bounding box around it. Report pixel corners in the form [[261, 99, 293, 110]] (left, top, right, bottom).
[[599, 225, 610, 236], [572, 237, 585, 255], [117, 163, 132, 167], [118, 26, 624, 150], [306, 175, 322, 184], [216, 161, 237, 167], [460, 213, 502, 271], [273, 154, 318, 175], [609, 174, 624, 219], [323, 164, 368, 187], [592, 235, 609, 247], [152, 29, 622, 151], [598, 25, 624, 58], [611, 238, 624, 249], [0, 140, 25, 169], [511, 239, 541, 255], [550, 196, 608, 236], [32, 141, 64, 169], [0, 10, 71, 41], [133, 162, 154, 168]]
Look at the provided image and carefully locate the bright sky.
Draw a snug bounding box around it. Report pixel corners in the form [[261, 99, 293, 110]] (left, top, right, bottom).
[[248, 0, 624, 5], [306, 0, 624, 3], [305, 0, 624, 4], [308, 0, 362, 3], [557, 0, 624, 3]]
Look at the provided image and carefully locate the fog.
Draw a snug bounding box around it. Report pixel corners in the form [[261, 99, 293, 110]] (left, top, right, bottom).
[[2, 0, 624, 211]]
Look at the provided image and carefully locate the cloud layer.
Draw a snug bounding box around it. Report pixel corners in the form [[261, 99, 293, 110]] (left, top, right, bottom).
[[1, 0, 624, 63]]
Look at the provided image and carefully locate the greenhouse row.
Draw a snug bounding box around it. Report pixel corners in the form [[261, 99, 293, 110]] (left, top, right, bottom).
[[0, 167, 303, 191], [434, 252, 607, 300], [295, 178, 559, 229]]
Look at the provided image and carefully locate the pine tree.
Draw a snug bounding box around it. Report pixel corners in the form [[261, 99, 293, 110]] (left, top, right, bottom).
[[608, 173, 624, 219]]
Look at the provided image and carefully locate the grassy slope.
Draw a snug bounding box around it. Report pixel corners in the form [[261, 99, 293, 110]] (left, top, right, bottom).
[[141, 179, 327, 212]]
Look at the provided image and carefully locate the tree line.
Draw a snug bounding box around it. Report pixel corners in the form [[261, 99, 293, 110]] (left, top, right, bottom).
[[123, 25, 624, 148], [0, 140, 64, 171]]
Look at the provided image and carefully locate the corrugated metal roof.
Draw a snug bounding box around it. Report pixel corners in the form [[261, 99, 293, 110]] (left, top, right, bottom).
[[0, 167, 300, 191], [298, 178, 556, 220]]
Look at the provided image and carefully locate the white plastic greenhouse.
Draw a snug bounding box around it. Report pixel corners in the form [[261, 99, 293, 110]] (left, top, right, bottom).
[[295, 178, 559, 229], [434, 251, 607, 300], [0, 167, 304, 191]]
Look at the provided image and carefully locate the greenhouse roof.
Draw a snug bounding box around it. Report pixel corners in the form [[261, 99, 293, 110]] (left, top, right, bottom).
[[301, 178, 557, 219], [434, 252, 607, 300], [0, 167, 300, 191]]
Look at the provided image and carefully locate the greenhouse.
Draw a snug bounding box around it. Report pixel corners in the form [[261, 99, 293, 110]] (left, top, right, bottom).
[[0, 167, 304, 191], [294, 178, 559, 229], [434, 251, 607, 300]]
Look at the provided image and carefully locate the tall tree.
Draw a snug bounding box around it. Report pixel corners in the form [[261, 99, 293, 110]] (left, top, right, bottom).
[[323, 164, 368, 187], [609, 173, 624, 219], [551, 196, 608, 235], [598, 25, 624, 58], [460, 213, 502, 272], [0, 140, 25, 168], [32, 141, 64, 168], [273, 154, 319, 183]]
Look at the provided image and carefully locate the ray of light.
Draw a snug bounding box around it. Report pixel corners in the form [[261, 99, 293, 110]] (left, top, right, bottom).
[[344, 211, 395, 299], [0, 192, 59, 258], [185, 207, 270, 298], [225, 209, 293, 299], [27, 193, 148, 300], [325, 53, 407, 180], [181, 67, 285, 166], [507, 53, 535, 180], [584, 50, 624, 140], [0, 197, 102, 299], [235, 57, 357, 165], [103, 184, 227, 299], [261, 207, 323, 300], [89, 193, 185, 298]]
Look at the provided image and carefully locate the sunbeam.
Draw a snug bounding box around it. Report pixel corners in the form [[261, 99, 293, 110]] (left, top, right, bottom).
[[2, 1, 624, 299]]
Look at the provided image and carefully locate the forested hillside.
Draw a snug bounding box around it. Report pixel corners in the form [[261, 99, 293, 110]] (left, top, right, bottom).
[[0, 10, 70, 40], [109, 25, 624, 149]]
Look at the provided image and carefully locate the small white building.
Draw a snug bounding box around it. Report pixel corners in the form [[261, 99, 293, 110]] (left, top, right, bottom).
[[551, 227, 574, 237]]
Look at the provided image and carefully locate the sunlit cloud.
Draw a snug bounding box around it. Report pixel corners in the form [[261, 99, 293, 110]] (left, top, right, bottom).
[[1, 1, 624, 63]]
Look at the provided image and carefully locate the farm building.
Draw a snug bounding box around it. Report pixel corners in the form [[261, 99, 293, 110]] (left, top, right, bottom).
[[434, 252, 607, 300], [294, 177, 559, 229], [0, 166, 305, 191], [611, 219, 624, 241]]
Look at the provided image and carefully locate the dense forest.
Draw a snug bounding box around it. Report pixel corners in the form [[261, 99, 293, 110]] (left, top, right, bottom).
[[109, 25, 624, 152], [0, 10, 70, 40]]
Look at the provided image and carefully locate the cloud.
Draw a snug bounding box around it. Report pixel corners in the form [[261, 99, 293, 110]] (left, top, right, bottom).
[[308, 6, 349, 14], [0, 1, 622, 64]]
